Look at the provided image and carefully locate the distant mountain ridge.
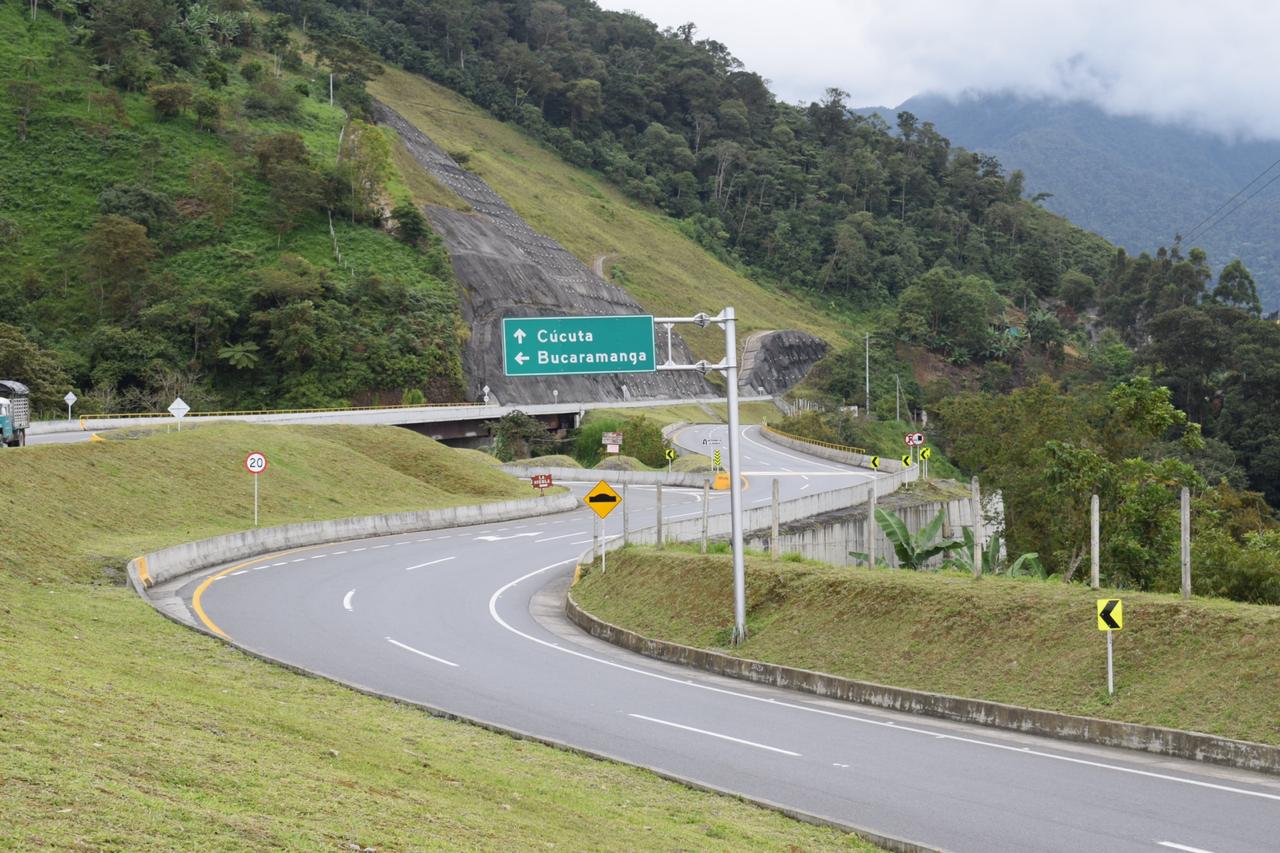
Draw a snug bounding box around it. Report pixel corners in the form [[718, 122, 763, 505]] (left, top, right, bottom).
[[862, 93, 1280, 311]]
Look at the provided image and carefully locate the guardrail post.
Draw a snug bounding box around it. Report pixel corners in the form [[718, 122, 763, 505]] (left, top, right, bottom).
[[1091, 494, 1100, 590], [970, 476, 982, 578], [701, 479, 710, 553], [770, 478, 781, 559], [866, 488, 876, 568], [655, 483, 663, 549], [1181, 486, 1191, 600]]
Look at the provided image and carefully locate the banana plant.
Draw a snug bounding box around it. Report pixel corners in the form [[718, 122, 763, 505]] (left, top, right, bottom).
[[850, 507, 962, 570], [949, 527, 1046, 577]]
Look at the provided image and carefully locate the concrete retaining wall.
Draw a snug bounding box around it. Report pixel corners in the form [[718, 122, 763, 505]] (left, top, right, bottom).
[[565, 594, 1280, 777], [131, 493, 580, 590], [744, 489, 1000, 569], [502, 465, 711, 488], [613, 466, 917, 549]]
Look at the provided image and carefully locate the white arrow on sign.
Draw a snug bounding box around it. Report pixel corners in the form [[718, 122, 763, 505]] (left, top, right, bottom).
[[512, 328, 527, 344], [514, 353, 529, 365]]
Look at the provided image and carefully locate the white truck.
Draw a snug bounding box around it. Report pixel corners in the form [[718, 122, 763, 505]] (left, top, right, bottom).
[[0, 380, 30, 447]]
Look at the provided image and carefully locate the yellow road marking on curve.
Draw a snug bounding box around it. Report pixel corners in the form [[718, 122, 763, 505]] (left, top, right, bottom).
[[191, 546, 314, 638]]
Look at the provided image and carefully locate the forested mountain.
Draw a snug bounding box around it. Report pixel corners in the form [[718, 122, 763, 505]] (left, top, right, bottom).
[[870, 93, 1280, 312]]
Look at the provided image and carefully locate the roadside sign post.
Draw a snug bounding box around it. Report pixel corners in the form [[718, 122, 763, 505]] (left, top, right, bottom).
[[664, 447, 677, 474], [1097, 598, 1123, 695], [64, 391, 77, 421], [244, 451, 268, 526], [503, 307, 749, 644], [584, 480, 621, 573], [531, 473, 553, 496], [502, 315, 656, 376], [169, 397, 190, 432], [601, 431, 623, 455]]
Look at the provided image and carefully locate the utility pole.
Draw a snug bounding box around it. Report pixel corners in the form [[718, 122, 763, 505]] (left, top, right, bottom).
[[895, 374, 901, 424], [864, 332, 871, 419]]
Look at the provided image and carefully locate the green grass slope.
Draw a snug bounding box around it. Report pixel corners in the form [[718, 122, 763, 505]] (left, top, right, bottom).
[[574, 548, 1280, 747], [367, 67, 854, 362], [1, 423, 538, 583], [0, 427, 874, 850]]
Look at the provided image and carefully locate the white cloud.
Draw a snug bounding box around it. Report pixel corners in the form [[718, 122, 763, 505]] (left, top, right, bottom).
[[596, 0, 1280, 140]]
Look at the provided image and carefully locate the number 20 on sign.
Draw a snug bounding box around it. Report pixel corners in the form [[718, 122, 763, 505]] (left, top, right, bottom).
[[245, 451, 268, 526]]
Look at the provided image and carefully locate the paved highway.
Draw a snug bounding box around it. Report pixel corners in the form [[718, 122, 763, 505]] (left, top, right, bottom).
[[168, 425, 1280, 852]]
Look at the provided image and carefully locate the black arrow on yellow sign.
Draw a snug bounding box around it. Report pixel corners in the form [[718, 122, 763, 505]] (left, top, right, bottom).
[[1097, 598, 1123, 630]]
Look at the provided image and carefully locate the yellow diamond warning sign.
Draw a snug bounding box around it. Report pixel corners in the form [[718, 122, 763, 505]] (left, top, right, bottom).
[[584, 480, 622, 519]]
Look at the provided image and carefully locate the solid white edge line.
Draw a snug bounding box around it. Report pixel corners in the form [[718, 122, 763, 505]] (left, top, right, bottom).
[[405, 557, 456, 571], [1156, 842, 1218, 853], [385, 636, 459, 667], [629, 713, 800, 756], [487, 560, 1280, 805], [342, 589, 355, 612]]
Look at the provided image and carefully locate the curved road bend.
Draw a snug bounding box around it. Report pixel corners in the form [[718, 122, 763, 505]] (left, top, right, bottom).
[[172, 425, 1280, 852]]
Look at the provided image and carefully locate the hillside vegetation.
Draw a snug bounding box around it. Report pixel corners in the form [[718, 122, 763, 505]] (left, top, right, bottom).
[[574, 548, 1280, 746], [0, 5, 465, 414], [0, 425, 871, 851]]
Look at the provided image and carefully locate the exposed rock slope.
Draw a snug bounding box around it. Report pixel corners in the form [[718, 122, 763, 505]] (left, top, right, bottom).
[[375, 102, 711, 405]]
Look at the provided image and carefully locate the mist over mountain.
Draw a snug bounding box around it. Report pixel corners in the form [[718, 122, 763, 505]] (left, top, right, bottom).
[[865, 93, 1280, 311]]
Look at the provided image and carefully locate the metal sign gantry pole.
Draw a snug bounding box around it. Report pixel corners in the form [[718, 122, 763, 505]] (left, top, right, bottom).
[[656, 307, 748, 643]]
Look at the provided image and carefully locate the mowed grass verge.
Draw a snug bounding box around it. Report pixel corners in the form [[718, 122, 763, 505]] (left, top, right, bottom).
[[0, 426, 873, 851], [573, 548, 1280, 747], [367, 67, 853, 362]]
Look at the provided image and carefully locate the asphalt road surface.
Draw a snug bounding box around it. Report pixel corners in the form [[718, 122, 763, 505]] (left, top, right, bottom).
[[170, 425, 1280, 852]]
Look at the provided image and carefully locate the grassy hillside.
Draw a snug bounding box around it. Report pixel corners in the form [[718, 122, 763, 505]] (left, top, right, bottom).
[[0, 426, 874, 850], [1, 423, 541, 583], [368, 67, 857, 362], [0, 7, 465, 411], [574, 548, 1280, 747]]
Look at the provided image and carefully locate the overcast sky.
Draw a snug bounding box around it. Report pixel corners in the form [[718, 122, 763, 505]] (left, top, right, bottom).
[[596, 1, 1280, 141]]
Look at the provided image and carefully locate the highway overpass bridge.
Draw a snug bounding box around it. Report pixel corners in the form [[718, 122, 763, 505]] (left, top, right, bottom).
[[26, 395, 773, 446]]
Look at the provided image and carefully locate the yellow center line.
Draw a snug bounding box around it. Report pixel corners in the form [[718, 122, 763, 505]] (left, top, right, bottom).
[[191, 546, 319, 638]]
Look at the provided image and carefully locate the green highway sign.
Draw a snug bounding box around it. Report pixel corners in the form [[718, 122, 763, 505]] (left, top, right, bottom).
[[502, 315, 656, 377]]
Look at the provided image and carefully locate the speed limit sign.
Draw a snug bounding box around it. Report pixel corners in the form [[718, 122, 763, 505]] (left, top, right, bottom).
[[244, 451, 269, 475]]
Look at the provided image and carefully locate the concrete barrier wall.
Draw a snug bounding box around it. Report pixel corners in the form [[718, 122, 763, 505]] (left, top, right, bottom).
[[760, 426, 907, 472], [133, 493, 580, 589], [565, 594, 1280, 777], [502, 465, 711, 488]]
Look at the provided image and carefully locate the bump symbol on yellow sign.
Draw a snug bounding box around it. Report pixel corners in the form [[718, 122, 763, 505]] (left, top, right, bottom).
[[900, 453, 913, 467], [920, 447, 932, 460], [584, 480, 622, 519], [869, 455, 880, 470], [1097, 598, 1123, 631]]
